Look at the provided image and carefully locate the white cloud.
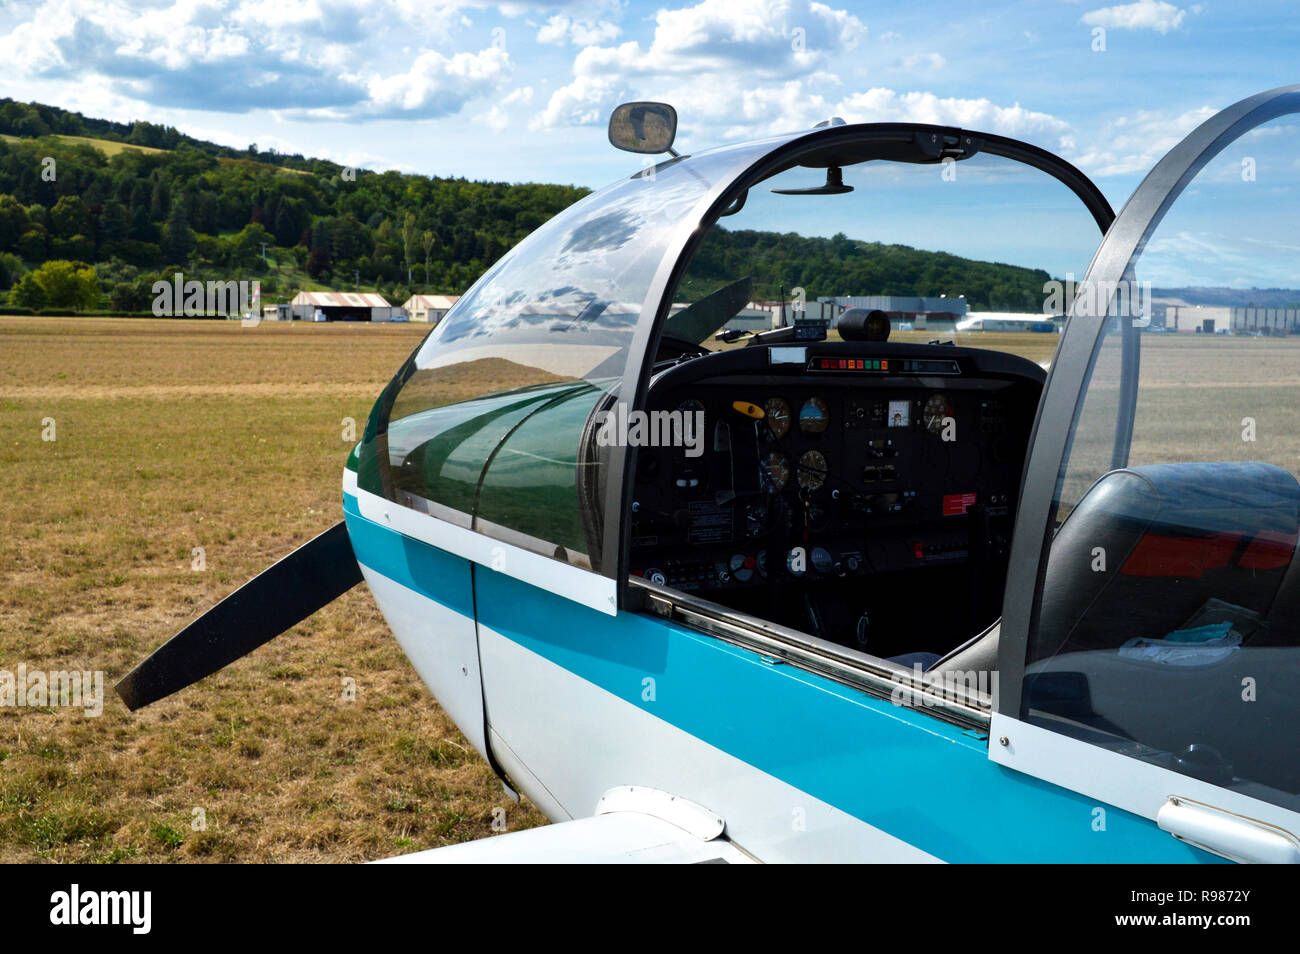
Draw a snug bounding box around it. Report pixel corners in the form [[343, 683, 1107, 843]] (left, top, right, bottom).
[[1072, 104, 1214, 176], [836, 88, 1071, 146], [1081, 0, 1186, 34], [895, 52, 946, 72], [0, 0, 511, 118], [482, 84, 534, 130], [365, 47, 511, 118], [537, 13, 621, 45], [535, 0, 866, 129]]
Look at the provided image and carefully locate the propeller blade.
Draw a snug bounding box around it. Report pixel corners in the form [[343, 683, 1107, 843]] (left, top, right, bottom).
[[115, 520, 363, 711]]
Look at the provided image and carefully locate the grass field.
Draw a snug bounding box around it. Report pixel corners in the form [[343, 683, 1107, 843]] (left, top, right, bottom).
[[1, 317, 1297, 862], [0, 316, 547, 862], [0, 133, 310, 175], [0, 133, 167, 157]]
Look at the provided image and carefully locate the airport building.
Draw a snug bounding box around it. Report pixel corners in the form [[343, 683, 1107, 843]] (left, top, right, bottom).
[[287, 291, 401, 322], [818, 295, 967, 331], [1154, 299, 1300, 334], [402, 294, 461, 323]]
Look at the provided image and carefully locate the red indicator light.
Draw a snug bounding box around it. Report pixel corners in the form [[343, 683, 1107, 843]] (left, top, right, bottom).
[[942, 493, 977, 516]]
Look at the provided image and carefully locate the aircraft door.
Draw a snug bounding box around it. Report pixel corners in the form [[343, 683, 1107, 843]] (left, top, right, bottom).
[[993, 85, 1300, 863]]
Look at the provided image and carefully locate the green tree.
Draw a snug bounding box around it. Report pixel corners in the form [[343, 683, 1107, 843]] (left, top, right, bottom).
[[100, 200, 130, 243], [17, 224, 48, 261], [0, 195, 29, 251], [17, 260, 100, 310], [230, 223, 273, 269], [10, 272, 46, 309], [109, 280, 147, 312], [401, 213, 418, 287], [161, 202, 195, 264], [421, 229, 435, 287], [50, 195, 92, 239]]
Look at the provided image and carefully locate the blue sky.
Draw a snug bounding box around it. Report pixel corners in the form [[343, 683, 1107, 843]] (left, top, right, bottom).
[[0, 0, 1297, 280]]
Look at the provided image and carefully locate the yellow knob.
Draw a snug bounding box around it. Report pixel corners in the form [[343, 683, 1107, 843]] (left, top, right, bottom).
[[732, 400, 766, 420]]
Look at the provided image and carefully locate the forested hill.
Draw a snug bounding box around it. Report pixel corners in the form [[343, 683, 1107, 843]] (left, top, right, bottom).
[[0, 98, 1052, 313], [690, 228, 1052, 312]]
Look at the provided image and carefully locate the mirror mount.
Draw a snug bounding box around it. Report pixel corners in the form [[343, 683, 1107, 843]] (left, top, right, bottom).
[[771, 165, 854, 196], [608, 102, 679, 156]]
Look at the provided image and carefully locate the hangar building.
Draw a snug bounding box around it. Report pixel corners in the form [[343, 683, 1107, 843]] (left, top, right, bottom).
[[402, 294, 461, 323], [289, 291, 400, 322]]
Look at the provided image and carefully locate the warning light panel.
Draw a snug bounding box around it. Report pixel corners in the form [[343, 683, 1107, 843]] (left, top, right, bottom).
[[808, 356, 962, 375]]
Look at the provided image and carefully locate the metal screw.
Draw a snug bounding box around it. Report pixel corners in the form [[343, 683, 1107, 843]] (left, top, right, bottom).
[[999, 735, 1009, 747]]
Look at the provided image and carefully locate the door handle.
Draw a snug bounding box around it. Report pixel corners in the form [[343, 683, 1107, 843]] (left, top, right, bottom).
[[1157, 796, 1300, 864]]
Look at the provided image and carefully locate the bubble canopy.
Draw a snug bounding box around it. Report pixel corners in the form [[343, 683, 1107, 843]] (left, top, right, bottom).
[[354, 121, 1114, 598]]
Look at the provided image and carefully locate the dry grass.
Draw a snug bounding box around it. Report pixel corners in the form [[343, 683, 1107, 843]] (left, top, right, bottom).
[[2, 317, 1297, 863], [0, 316, 545, 863], [0, 133, 167, 157]]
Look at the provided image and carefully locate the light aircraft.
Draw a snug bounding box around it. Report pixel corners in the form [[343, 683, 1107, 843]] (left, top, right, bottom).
[[118, 86, 1300, 863], [955, 314, 1059, 333]]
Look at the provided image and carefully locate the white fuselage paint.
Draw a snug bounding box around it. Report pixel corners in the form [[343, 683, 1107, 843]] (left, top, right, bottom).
[[364, 562, 941, 862], [360, 566, 490, 762]]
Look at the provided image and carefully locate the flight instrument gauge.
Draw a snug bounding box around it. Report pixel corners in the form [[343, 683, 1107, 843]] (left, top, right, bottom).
[[799, 397, 829, 434], [924, 393, 952, 435], [798, 449, 827, 490], [764, 397, 791, 439], [761, 451, 790, 490]]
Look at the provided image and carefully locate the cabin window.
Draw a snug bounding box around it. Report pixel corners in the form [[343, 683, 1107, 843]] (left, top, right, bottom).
[[669, 150, 1102, 365], [364, 148, 756, 573], [1025, 116, 1300, 810]]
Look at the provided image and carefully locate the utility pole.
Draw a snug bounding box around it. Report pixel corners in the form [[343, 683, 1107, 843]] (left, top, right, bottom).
[[259, 241, 269, 265]]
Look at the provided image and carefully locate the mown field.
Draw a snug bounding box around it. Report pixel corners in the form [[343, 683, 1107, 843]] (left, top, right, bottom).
[[0, 316, 546, 863], [1, 318, 1296, 863]]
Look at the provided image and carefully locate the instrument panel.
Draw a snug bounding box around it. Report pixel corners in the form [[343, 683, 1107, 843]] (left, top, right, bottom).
[[628, 344, 1041, 602]]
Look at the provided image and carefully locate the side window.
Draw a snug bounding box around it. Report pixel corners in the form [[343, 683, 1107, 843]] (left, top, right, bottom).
[[365, 149, 751, 574], [1025, 116, 1300, 810]]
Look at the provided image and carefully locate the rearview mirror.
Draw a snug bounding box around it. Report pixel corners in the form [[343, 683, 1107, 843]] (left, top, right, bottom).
[[608, 102, 678, 155]]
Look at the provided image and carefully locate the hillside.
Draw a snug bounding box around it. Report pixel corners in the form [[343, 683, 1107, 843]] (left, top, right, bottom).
[[1154, 287, 1300, 309], [689, 228, 1052, 312], [0, 98, 1053, 314]]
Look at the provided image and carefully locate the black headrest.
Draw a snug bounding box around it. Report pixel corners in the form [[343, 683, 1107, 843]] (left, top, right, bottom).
[[1032, 462, 1300, 661]]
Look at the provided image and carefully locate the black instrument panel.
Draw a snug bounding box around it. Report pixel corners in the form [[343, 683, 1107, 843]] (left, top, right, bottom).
[[628, 343, 1043, 599]]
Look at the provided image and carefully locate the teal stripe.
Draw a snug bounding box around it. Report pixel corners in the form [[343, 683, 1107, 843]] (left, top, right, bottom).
[[342, 496, 1220, 863], [342, 493, 475, 619]]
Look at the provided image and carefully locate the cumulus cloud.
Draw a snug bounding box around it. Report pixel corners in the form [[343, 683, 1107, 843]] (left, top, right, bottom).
[[1081, 0, 1187, 34], [0, 0, 511, 118], [535, 0, 866, 128], [1071, 104, 1215, 176], [364, 48, 510, 118], [482, 84, 534, 130], [836, 88, 1071, 146], [537, 13, 621, 45]]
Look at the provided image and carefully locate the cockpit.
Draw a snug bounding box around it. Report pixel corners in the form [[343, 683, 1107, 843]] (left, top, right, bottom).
[[355, 118, 1113, 691], [627, 332, 1043, 663]]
